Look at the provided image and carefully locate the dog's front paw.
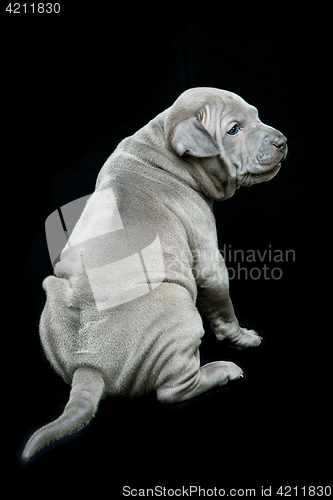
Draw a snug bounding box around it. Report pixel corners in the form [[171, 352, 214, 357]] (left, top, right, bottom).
[[228, 327, 262, 350]]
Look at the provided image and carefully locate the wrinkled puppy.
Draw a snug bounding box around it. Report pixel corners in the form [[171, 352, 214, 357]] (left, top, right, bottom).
[[23, 88, 287, 460]]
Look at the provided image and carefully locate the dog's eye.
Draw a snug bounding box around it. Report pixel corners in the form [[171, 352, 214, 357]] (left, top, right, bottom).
[[227, 125, 240, 135]]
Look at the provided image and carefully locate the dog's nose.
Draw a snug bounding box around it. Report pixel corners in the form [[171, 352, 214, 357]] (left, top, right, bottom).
[[272, 135, 287, 149]]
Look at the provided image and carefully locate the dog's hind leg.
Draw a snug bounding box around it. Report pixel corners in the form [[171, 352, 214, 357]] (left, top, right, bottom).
[[156, 360, 243, 404]]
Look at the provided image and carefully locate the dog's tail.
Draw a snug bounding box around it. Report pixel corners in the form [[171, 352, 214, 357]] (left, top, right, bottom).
[[22, 366, 105, 461]]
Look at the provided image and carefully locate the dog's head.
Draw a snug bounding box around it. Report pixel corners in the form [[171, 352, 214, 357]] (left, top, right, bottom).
[[165, 88, 287, 200]]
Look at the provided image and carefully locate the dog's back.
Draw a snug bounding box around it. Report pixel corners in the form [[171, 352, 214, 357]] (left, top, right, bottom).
[[39, 113, 218, 397]]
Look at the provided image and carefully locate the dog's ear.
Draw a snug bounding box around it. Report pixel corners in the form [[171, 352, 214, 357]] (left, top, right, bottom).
[[171, 116, 220, 158]]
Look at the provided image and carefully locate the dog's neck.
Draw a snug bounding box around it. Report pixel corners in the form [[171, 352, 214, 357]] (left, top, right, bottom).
[[184, 156, 237, 201], [139, 112, 237, 203]]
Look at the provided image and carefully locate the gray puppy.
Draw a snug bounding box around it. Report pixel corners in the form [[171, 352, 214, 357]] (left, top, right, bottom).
[[23, 88, 287, 460]]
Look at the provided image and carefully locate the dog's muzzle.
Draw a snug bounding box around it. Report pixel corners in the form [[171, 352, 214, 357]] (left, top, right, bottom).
[[237, 132, 287, 187]]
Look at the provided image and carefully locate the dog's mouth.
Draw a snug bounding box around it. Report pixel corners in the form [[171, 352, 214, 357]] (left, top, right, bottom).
[[237, 142, 288, 187], [236, 161, 282, 187], [255, 161, 281, 181]]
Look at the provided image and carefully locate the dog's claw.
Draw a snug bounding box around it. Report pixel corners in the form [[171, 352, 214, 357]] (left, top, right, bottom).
[[240, 373, 244, 378]]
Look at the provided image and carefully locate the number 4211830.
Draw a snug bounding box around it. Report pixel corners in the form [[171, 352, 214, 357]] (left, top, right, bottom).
[[5, 3, 60, 13]]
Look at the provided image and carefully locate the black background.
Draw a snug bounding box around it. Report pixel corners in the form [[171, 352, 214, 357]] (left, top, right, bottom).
[[3, 7, 325, 495]]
